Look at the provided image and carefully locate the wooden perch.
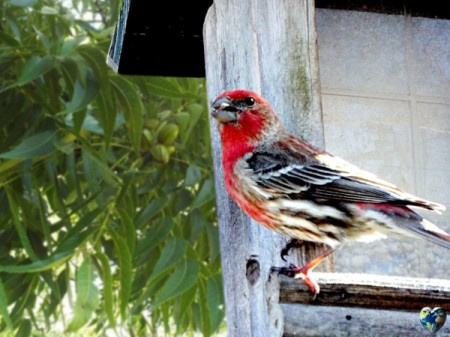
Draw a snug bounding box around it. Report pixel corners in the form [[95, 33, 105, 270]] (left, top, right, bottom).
[[279, 272, 450, 311]]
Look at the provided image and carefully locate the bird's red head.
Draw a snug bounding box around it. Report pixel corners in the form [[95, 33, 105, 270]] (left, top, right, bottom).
[[211, 90, 281, 143], [211, 89, 283, 166], [211, 90, 268, 123]]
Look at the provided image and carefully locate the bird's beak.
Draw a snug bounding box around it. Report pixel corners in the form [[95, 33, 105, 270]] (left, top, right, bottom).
[[211, 96, 238, 123]]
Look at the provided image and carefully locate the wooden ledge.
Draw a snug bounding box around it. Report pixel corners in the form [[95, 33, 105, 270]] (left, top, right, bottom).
[[279, 272, 450, 311]]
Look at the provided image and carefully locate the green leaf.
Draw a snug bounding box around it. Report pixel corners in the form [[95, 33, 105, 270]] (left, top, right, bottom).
[[77, 47, 109, 84], [33, 27, 50, 49], [8, 276, 38, 328], [135, 218, 174, 260], [77, 114, 103, 134], [110, 76, 144, 154], [78, 46, 116, 147], [95, 88, 116, 148], [199, 281, 212, 337], [192, 303, 202, 333], [146, 77, 186, 98], [185, 164, 201, 186], [0, 31, 20, 46], [45, 270, 68, 318], [65, 69, 99, 114], [6, 189, 38, 261], [188, 210, 206, 243], [96, 253, 115, 327], [146, 237, 187, 286], [153, 259, 200, 307], [175, 111, 191, 144], [60, 56, 80, 91], [184, 103, 204, 142], [8, 0, 37, 6], [175, 112, 190, 133], [150, 77, 201, 99], [15, 319, 32, 337], [3, 274, 34, 305], [0, 251, 72, 273], [207, 275, 224, 332], [110, 230, 133, 319], [0, 131, 57, 159], [66, 257, 99, 332], [4, 12, 21, 42], [17, 55, 54, 86], [174, 285, 197, 333], [191, 179, 214, 209], [61, 36, 86, 57], [117, 208, 136, 255], [175, 189, 192, 212], [0, 278, 13, 330], [40, 6, 58, 15], [0, 223, 98, 273], [82, 149, 118, 188], [0, 159, 22, 176], [135, 196, 168, 228], [207, 224, 221, 262], [56, 212, 101, 253]]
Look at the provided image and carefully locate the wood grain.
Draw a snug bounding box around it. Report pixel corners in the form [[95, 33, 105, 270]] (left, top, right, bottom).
[[279, 272, 450, 311], [203, 1, 327, 336], [281, 303, 450, 337]]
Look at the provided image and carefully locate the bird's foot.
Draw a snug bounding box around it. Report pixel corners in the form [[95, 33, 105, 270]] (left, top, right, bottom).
[[280, 239, 304, 261], [272, 263, 320, 296], [272, 248, 334, 297]]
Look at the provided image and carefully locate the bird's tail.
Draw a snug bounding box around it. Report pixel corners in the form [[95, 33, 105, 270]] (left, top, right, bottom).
[[412, 198, 446, 214], [402, 217, 450, 250]]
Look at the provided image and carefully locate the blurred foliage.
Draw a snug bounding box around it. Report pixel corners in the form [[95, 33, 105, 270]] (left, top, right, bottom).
[[0, 0, 223, 336]]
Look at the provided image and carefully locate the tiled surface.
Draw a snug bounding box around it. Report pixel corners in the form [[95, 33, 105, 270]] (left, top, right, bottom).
[[417, 102, 450, 224], [316, 9, 450, 278], [411, 19, 450, 98], [322, 95, 415, 191], [316, 10, 409, 94]]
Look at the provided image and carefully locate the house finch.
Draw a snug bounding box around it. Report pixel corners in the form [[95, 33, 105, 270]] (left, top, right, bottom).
[[211, 89, 448, 294]]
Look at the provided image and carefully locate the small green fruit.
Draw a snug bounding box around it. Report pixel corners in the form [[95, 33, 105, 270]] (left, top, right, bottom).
[[151, 144, 170, 163], [143, 129, 153, 143], [157, 123, 179, 145]]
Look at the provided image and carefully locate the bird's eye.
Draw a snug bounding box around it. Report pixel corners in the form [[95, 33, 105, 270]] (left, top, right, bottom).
[[244, 97, 256, 106]]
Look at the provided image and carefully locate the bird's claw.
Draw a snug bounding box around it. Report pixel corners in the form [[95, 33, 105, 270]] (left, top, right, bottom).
[[271, 264, 300, 278], [280, 239, 304, 261], [272, 263, 320, 296]]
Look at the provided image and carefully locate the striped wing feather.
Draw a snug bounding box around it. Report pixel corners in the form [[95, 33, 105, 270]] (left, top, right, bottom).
[[246, 150, 444, 211]]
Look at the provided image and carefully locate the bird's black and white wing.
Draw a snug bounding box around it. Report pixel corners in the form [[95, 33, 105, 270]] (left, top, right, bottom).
[[244, 150, 445, 212]]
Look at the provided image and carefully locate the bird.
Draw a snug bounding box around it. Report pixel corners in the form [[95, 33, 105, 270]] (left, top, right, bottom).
[[210, 89, 448, 294]]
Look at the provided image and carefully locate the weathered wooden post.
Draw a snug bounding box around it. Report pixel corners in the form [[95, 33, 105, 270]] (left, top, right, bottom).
[[203, 1, 332, 335]]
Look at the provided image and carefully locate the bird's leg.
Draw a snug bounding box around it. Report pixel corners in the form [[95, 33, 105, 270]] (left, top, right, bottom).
[[272, 248, 334, 295], [280, 239, 304, 261]]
